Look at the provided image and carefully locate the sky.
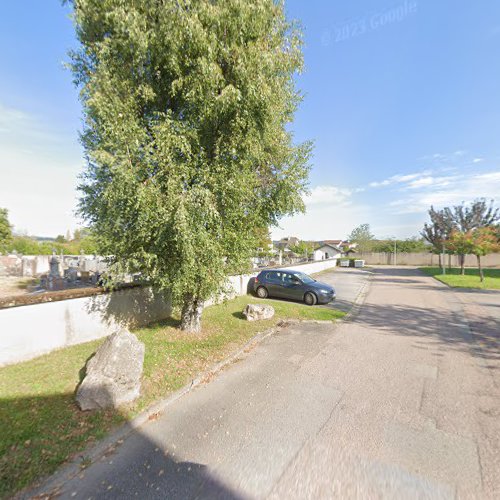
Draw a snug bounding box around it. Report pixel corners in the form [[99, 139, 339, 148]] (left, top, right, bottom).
[[1, 1, 500, 240]]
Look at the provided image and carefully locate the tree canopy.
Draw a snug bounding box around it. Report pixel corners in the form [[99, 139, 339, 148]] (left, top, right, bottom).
[[0, 208, 12, 252], [348, 223, 374, 252], [68, 0, 311, 332], [421, 199, 500, 274]]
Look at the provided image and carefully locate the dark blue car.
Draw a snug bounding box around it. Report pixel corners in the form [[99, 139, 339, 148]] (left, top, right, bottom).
[[253, 269, 336, 306]]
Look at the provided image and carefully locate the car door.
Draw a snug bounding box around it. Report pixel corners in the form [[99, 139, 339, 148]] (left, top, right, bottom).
[[281, 272, 304, 301], [266, 271, 284, 298]]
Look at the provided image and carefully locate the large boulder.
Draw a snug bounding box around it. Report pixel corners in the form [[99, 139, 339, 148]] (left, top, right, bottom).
[[76, 329, 145, 411], [243, 303, 275, 321]]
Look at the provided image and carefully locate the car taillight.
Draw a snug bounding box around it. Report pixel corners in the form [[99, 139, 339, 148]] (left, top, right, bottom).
[[255, 277, 259, 283]]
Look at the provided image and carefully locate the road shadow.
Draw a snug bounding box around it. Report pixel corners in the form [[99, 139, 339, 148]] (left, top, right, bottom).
[[5, 390, 244, 500], [354, 299, 500, 364]]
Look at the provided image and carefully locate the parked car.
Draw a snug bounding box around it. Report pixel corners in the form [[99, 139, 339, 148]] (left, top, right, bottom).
[[253, 269, 336, 305]]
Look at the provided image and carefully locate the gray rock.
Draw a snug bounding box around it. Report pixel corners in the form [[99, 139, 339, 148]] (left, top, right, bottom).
[[76, 329, 145, 411], [243, 303, 275, 321]]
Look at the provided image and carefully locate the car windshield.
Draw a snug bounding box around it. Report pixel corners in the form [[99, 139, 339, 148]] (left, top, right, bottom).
[[293, 272, 315, 284]]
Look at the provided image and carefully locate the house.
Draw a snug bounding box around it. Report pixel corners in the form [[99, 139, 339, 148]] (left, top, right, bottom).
[[274, 236, 300, 251], [313, 243, 342, 261]]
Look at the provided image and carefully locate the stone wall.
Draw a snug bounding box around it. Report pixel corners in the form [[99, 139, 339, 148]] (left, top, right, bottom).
[[355, 252, 500, 267], [0, 258, 338, 366]]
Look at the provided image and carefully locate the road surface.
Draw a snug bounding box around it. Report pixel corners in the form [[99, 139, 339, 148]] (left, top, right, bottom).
[[29, 267, 500, 499]]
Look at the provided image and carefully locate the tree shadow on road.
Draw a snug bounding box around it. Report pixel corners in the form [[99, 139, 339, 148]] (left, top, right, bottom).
[[355, 300, 500, 363]]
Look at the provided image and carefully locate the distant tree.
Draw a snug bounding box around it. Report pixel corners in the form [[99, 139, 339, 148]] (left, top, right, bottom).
[[372, 237, 428, 253], [0, 208, 12, 252], [55, 235, 66, 244], [422, 200, 500, 273], [348, 224, 375, 252], [252, 227, 273, 257], [290, 241, 314, 258], [421, 206, 454, 253], [446, 231, 474, 271], [469, 227, 500, 282], [68, 0, 311, 333]]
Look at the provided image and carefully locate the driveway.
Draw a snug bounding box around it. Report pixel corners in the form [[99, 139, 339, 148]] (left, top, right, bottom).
[[28, 267, 499, 499]]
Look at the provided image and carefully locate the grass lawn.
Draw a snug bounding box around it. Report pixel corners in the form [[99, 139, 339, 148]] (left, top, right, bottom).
[[420, 267, 500, 290], [0, 295, 344, 498]]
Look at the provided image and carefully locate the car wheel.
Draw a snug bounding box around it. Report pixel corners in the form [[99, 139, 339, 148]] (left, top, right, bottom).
[[304, 292, 317, 306], [256, 286, 269, 299]]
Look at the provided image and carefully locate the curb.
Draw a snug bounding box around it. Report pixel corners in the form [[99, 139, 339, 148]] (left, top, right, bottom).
[[21, 324, 282, 499], [343, 269, 374, 322], [22, 272, 373, 499]]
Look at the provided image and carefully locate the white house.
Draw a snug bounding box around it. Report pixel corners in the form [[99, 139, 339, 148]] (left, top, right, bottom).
[[313, 243, 342, 261]]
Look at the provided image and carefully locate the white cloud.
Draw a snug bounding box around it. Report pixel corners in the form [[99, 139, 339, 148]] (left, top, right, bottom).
[[369, 171, 431, 189], [389, 170, 500, 214], [305, 185, 353, 206], [472, 158, 484, 163]]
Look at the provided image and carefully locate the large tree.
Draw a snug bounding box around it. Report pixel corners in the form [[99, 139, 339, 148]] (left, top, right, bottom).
[[67, 0, 311, 332]]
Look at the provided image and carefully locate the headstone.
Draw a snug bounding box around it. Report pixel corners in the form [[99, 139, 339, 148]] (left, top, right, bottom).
[[49, 251, 61, 279], [243, 303, 275, 321], [76, 329, 145, 411]]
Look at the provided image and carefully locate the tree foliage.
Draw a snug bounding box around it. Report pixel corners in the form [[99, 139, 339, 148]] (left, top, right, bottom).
[[371, 237, 429, 253], [348, 223, 374, 252], [422, 199, 500, 275], [469, 227, 500, 282], [290, 241, 314, 257], [67, 0, 311, 332], [4, 233, 98, 255], [0, 208, 12, 252], [421, 206, 455, 253]]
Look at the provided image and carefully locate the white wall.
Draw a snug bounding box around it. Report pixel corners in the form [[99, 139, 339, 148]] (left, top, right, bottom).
[[0, 287, 171, 366], [0, 259, 338, 366]]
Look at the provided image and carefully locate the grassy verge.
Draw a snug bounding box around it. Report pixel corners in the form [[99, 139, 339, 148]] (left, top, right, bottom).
[[420, 267, 500, 290], [0, 295, 345, 498]]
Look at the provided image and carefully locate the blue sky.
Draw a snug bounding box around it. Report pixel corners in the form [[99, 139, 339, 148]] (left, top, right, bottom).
[[1, 1, 500, 239]]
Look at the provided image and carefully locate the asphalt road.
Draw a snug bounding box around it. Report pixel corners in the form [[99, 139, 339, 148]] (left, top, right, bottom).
[[29, 267, 500, 499]]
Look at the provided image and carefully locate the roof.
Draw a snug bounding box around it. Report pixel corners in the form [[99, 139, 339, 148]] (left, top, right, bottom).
[[314, 243, 342, 252], [321, 239, 345, 246]]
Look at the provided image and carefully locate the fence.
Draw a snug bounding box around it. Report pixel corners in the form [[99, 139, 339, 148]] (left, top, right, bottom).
[[355, 252, 500, 267], [0, 258, 338, 366]]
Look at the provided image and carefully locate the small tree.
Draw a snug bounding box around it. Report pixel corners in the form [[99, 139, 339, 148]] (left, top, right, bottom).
[[469, 227, 500, 282], [446, 231, 474, 272], [422, 200, 500, 273], [0, 208, 12, 253], [421, 206, 454, 268], [68, 0, 311, 332], [348, 224, 375, 253], [290, 241, 314, 259]]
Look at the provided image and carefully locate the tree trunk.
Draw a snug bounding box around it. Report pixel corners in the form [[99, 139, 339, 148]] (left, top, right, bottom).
[[438, 253, 442, 269], [460, 254, 465, 275], [180, 295, 204, 333], [476, 255, 484, 282]]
